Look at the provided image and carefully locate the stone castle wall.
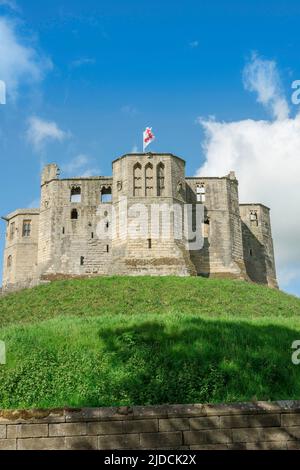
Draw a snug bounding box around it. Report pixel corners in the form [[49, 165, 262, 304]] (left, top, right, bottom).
[[1, 153, 278, 291], [0, 401, 300, 450]]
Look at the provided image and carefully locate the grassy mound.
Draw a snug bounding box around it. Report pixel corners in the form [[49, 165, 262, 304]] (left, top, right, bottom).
[[0, 276, 300, 409]]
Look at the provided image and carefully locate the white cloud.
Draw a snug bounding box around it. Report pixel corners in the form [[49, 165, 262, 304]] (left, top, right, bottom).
[[189, 40, 199, 48], [196, 54, 300, 293], [26, 116, 69, 150], [243, 52, 290, 120], [62, 154, 100, 177], [0, 17, 52, 100]]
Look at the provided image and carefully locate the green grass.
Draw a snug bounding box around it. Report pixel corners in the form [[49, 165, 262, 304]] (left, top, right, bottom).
[[0, 276, 300, 409]]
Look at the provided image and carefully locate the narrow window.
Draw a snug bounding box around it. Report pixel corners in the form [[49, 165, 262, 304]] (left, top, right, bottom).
[[71, 209, 78, 220], [145, 163, 153, 196], [7, 255, 12, 268], [9, 222, 15, 240], [197, 184, 206, 203], [133, 163, 142, 196], [80, 256, 85, 266], [203, 218, 210, 238], [22, 220, 31, 237], [70, 186, 81, 203], [62, 227, 65, 234], [106, 245, 110, 253], [148, 238, 152, 249], [101, 187, 112, 203], [91, 232, 94, 239], [157, 163, 165, 196], [250, 211, 258, 226], [249, 249, 253, 257]]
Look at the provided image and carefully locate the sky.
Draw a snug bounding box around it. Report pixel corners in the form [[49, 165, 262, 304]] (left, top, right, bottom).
[[0, 0, 300, 296]]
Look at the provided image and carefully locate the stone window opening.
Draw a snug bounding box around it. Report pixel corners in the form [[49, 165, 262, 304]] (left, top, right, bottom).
[[22, 220, 31, 237], [80, 256, 85, 266], [9, 222, 15, 240], [148, 238, 152, 249], [145, 163, 154, 196], [70, 186, 81, 203], [62, 227, 65, 234], [133, 163, 142, 196], [197, 184, 206, 203], [71, 209, 78, 220], [250, 211, 258, 226], [157, 163, 165, 196], [203, 217, 210, 238], [7, 255, 12, 268], [91, 232, 94, 239], [106, 245, 110, 253], [101, 187, 112, 203], [249, 249, 253, 257]]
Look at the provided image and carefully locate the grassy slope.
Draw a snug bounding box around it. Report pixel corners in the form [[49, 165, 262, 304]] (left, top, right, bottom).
[[0, 276, 300, 409]]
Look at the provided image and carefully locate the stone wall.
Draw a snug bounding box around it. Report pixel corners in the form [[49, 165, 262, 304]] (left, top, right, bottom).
[[1, 401, 300, 450]]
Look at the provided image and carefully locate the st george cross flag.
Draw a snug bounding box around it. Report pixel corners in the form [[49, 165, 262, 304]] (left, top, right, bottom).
[[143, 127, 155, 152]]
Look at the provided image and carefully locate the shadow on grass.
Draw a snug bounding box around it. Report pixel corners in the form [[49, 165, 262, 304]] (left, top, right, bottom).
[[91, 317, 300, 406]]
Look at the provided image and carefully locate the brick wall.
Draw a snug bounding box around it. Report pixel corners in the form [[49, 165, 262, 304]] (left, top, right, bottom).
[[1, 401, 300, 450]]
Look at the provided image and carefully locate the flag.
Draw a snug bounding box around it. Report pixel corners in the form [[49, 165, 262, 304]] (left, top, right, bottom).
[[143, 127, 155, 152]]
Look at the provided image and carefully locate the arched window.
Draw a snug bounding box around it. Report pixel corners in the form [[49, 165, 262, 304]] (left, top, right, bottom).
[[7, 255, 12, 268], [101, 187, 112, 203], [70, 186, 81, 203], [71, 208, 78, 220], [145, 163, 153, 196], [133, 163, 142, 196], [157, 163, 165, 196]]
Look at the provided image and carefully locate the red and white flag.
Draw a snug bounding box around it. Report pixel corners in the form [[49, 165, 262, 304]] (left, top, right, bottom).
[[143, 127, 155, 152]]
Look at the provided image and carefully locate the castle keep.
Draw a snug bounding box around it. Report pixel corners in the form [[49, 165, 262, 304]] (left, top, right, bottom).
[[1, 153, 278, 291]]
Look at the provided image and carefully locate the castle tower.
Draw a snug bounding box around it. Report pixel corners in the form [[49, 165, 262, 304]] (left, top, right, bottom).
[[240, 204, 278, 288], [111, 153, 196, 276]]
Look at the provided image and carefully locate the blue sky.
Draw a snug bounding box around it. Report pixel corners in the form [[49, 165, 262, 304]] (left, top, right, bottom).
[[0, 0, 300, 296]]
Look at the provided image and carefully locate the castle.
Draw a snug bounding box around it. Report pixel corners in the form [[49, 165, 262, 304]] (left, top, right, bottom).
[[1, 152, 278, 292]]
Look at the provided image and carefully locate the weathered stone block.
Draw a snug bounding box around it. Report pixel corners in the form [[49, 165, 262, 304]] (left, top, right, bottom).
[[87, 421, 124, 435], [184, 429, 232, 445], [0, 425, 6, 439], [18, 437, 66, 450], [65, 436, 98, 450], [98, 433, 140, 450], [232, 427, 290, 443], [189, 416, 220, 430], [124, 419, 158, 434], [159, 418, 190, 432], [0, 439, 15, 450], [49, 422, 87, 437], [140, 432, 182, 448], [7, 423, 48, 439], [220, 413, 280, 428]]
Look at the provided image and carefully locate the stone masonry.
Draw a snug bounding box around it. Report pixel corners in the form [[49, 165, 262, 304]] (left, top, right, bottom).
[[1, 152, 278, 291], [0, 401, 300, 450]]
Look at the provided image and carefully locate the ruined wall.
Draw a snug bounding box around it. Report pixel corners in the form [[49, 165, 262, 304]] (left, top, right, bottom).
[[38, 164, 113, 279], [2, 210, 40, 291], [186, 173, 245, 279], [240, 204, 278, 288], [0, 401, 300, 450], [1, 153, 278, 290]]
